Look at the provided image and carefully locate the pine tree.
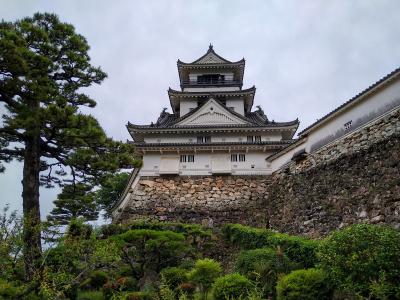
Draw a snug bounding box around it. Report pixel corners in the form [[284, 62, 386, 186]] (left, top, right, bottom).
[[48, 183, 99, 225], [95, 172, 130, 219], [0, 13, 138, 278]]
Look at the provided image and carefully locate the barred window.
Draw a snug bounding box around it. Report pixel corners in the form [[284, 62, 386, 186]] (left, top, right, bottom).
[[197, 136, 211, 143], [239, 154, 246, 162], [180, 155, 194, 163], [231, 154, 238, 162]]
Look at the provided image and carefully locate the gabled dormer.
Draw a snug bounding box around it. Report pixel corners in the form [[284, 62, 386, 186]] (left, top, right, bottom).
[[177, 45, 245, 92]]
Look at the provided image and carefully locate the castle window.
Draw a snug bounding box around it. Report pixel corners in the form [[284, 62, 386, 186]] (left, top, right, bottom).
[[180, 155, 195, 163], [247, 135, 261, 142], [197, 136, 211, 143], [232, 154, 246, 162], [197, 74, 225, 84], [344, 120, 352, 130]]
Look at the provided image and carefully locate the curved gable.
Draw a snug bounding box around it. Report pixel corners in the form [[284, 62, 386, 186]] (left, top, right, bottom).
[[177, 98, 250, 126]]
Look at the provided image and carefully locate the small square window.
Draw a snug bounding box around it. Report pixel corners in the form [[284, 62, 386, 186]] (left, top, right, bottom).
[[188, 155, 194, 162], [247, 136, 254, 142], [180, 155, 187, 163], [255, 136, 261, 142], [239, 154, 246, 162], [231, 154, 238, 162]]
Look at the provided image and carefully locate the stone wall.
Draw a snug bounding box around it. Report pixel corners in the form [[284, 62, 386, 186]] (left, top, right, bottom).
[[114, 107, 400, 237], [265, 134, 400, 237], [114, 176, 270, 227]]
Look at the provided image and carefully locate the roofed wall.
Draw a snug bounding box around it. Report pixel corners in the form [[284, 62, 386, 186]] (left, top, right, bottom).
[[114, 106, 400, 236]]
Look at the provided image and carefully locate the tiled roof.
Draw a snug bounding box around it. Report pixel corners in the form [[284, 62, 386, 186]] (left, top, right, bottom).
[[127, 100, 299, 130], [298, 67, 400, 136], [177, 44, 245, 66], [135, 140, 295, 147]]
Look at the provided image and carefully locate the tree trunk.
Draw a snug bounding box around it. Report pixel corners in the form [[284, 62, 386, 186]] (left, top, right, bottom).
[[22, 130, 42, 279]]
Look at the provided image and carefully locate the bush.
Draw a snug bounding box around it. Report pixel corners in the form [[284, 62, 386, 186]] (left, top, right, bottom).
[[161, 267, 188, 291], [318, 223, 400, 298], [276, 268, 332, 300], [89, 270, 109, 289], [0, 280, 19, 298], [235, 248, 294, 297], [188, 258, 221, 297], [222, 224, 319, 268], [212, 273, 252, 300], [77, 290, 105, 300], [125, 291, 156, 300]]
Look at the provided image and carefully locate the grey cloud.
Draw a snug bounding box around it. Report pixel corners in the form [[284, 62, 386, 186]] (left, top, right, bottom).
[[1, 0, 400, 216]]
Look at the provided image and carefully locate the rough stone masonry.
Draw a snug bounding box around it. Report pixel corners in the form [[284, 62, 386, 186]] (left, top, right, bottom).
[[114, 108, 400, 237]]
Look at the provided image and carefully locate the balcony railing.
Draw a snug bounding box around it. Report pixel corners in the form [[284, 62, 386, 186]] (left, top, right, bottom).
[[181, 80, 242, 87]]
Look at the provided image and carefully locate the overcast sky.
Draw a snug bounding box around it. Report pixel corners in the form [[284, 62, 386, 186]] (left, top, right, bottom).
[[1, 0, 400, 218]]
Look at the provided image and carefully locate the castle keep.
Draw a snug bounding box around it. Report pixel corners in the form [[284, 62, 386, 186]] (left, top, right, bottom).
[[127, 45, 298, 177], [113, 46, 400, 235]]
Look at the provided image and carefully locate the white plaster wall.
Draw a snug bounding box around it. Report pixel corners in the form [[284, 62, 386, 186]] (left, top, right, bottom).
[[140, 151, 273, 176], [226, 98, 244, 115], [143, 132, 284, 144], [304, 79, 400, 152], [269, 78, 400, 172], [184, 87, 240, 92], [180, 99, 198, 117]]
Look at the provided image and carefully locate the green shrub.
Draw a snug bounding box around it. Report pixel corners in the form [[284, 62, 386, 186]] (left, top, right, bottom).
[[212, 273, 252, 300], [276, 268, 332, 300], [188, 258, 221, 298], [235, 248, 294, 298], [89, 270, 109, 289], [77, 290, 105, 300], [0, 280, 19, 298], [125, 291, 155, 300], [222, 224, 319, 268], [161, 267, 188, 290], [318, 223, 400, 298]]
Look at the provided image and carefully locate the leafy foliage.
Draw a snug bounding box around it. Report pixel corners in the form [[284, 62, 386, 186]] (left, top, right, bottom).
[[0, 205, 24, 281], [276, 268, 332, 300], [188, 258, 221, 298], [161, 267, 188, 291], [0, 12, 140, 276], [212, 273, 252, 300], [235, 247, 294, 298], [318, 223, 400, 298], [95, 172, 130, 218], [222, 224, 319, 268], [117, 229, 187, 281], [48, 183, 98, 225]]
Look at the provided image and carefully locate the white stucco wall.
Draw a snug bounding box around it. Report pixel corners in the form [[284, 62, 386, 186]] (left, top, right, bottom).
[[140, 151, 274, 176], [269, 77, 400, 172], [180, 99, 198, 117], [143, 132, 283, 144], [184, 87, 240, 92], [226, 98, 244, 115], [305, 78, 400, 153]]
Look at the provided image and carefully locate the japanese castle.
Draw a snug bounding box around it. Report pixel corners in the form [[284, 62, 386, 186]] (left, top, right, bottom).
[[127, 45, 299, 176]]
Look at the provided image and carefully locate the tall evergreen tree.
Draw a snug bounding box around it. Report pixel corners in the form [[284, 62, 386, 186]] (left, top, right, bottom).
[[0, 13, 138, 278], [95, 172, 130, 219], [48, 183, 98, 225]]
